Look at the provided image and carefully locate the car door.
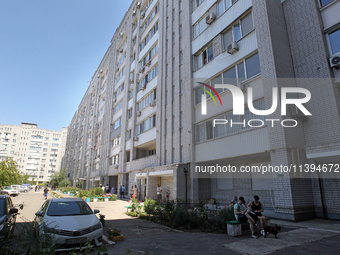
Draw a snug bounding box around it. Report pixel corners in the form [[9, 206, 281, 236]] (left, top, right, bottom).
[[6, 197, 15, 231], [35, 200, 50, 228]]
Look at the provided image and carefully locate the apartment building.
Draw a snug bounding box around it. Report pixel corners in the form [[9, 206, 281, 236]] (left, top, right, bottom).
[[0, 123, 68, 183], [62, 0, 340, 220]]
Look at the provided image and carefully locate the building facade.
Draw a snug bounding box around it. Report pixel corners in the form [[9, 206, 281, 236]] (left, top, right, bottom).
[[0, 123, 68, 183], [62, 0, 340, 220]]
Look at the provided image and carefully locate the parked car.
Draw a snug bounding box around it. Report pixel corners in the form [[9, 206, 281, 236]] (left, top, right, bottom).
[[34, 198, 103, 251], [10, 185, 27, 193], [0, 195, 18, 238], [0, 187, 20, 197]]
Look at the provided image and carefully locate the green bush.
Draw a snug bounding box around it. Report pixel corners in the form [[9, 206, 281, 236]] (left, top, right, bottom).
[[212, 206, 235, 233], [144, 198, 157, 215], [126, 212, 138, 217], [94, 187, 104, 196], [130, 198, 142, 214]]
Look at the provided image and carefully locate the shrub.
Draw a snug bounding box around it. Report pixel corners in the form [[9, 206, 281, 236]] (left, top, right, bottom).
[[94, 187, 104, 196], [126, 212, 138, 217], [144, 198, 157, 215], [130, 198, 142, 214], [212, 206, 235, 233]]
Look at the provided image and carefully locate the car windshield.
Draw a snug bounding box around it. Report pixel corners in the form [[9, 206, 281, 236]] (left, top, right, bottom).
[[47, 201, 93, 216], [4, 188, 11, 190], [0, 200, 6, 215]]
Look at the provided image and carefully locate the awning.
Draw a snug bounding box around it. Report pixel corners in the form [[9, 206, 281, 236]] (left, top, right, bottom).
[[149, 170, 173, 177], [136, 173, 147, 179]]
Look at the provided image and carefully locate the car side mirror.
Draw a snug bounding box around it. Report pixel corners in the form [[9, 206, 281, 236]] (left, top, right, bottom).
[[9, 208, 18, 214], [94, 209, 100, 214], [35, 211, 44, 217]]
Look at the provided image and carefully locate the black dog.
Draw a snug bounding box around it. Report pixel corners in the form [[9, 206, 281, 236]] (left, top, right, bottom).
[[264, 224, 281, 239]]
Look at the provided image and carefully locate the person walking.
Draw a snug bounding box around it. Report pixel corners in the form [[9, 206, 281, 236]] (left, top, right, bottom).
[[43, 187, 49, 200], [35, 186, 38, 192]]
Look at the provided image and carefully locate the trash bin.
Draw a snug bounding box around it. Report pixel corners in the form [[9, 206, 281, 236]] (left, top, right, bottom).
[[85, 198, 91, 202]]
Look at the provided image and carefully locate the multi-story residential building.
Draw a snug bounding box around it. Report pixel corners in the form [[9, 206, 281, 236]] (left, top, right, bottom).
[[0, 123, 68, 183], [63, 0, 340, 221]]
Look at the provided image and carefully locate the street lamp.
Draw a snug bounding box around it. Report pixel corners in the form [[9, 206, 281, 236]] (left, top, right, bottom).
[[183, 167, 188, 206]]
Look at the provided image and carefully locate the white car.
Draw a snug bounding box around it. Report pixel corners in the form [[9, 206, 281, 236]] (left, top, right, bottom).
[[34, 198, 103, 251], [11, 185, 27, 193], [0, 187, 20, 196]]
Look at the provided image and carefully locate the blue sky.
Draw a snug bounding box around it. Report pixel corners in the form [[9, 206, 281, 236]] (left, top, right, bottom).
[[0, 0, 132, 131]]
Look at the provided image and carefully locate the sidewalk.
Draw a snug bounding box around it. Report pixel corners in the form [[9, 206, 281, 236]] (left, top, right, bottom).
[[55, 191, 340, 254]]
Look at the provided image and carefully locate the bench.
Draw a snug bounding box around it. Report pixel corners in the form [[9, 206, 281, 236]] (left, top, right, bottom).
[[227, 217, 271, 236], [124, 206, 132, 212]]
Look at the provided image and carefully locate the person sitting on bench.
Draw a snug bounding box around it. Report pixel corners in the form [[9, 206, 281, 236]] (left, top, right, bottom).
[[246, 195, 266, 236], [234, 197, 258, 239]]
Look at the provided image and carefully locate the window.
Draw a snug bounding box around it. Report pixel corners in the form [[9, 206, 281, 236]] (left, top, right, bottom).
[[195, 44, 213, 70], [180, 112, 183, 128], [140, 22, 159, 52], [126, 130, 131, 140], [135, 114, 156, 135], [137, 65, 158, 91], [149, 149, 156, 155], [193, 0, 204, 10], [179, 24, 182, 37], [115, 67, 126, 83], [114, 83, 124, 96], [140, 3, 160, 34], [180, 80, 184, 95], [179, 0, 182, 11], [329, 28, 340, 55], [113, 118, 122, 130], [320, 0, 334, 7], [110, 136, 121, 148], [109, 154, 119, 165], [180, 51, 183, 65], [140, 43, 158, 67], [222, 12, 253, 50], [117, 52, 126, 67], [128, 89, 134, 100], [194, 16, 207, 38], [113, 100, 123, 114], [51, 143, 58, 147], [245, 53, 261, 78], [127, 108, 133, 119], [195, 53, 261, 105], [195, 99, 265, 143], [138, 89, 157, 111]]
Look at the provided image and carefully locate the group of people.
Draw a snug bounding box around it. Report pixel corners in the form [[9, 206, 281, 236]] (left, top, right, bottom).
[[233, 195, 266, 239]]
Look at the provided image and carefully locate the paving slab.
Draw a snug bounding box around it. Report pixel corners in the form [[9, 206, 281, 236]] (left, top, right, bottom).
[[223, 228, 339, 255]]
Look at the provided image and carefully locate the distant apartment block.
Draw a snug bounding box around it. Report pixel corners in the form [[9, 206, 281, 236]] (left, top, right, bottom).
[[62, 0, 340, 220], [0, 123, 68, 183]]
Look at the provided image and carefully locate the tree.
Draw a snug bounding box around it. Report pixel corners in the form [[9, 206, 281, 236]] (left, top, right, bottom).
[[0, 158, 25, 188], [49, 169, 70, 188]]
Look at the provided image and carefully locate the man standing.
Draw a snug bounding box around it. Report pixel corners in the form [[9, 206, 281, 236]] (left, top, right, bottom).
[[43, 187, 49, 200], [156, 184, 162, 201], [120, 185, 125, 199]]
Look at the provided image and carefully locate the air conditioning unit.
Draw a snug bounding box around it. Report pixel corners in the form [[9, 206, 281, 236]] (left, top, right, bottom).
[[130, 79, 134, 84], [136, 111, 141, 117], [140, 11, 145, 19], [133, 136, 139, 141], [139, 67, 145, 73], [140, 84, 146, 90], [114, 165, 119, 169], [206, 13, 216, 25], [97, 75, 100, 78], [146, 60, 151, 67], [150, 100, 156, 107], [116, 67, 120, 72], [136, 1, 141, 8], [102, 97, 105, 101], [120, 32, 124, 37], [119, 49, 124, 53], [227, 41, 239, 55], [113, 98, 117, 103], [132, 10, 136, 16], [100, 69, 103, 73], [330, 53, 340, 68]]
